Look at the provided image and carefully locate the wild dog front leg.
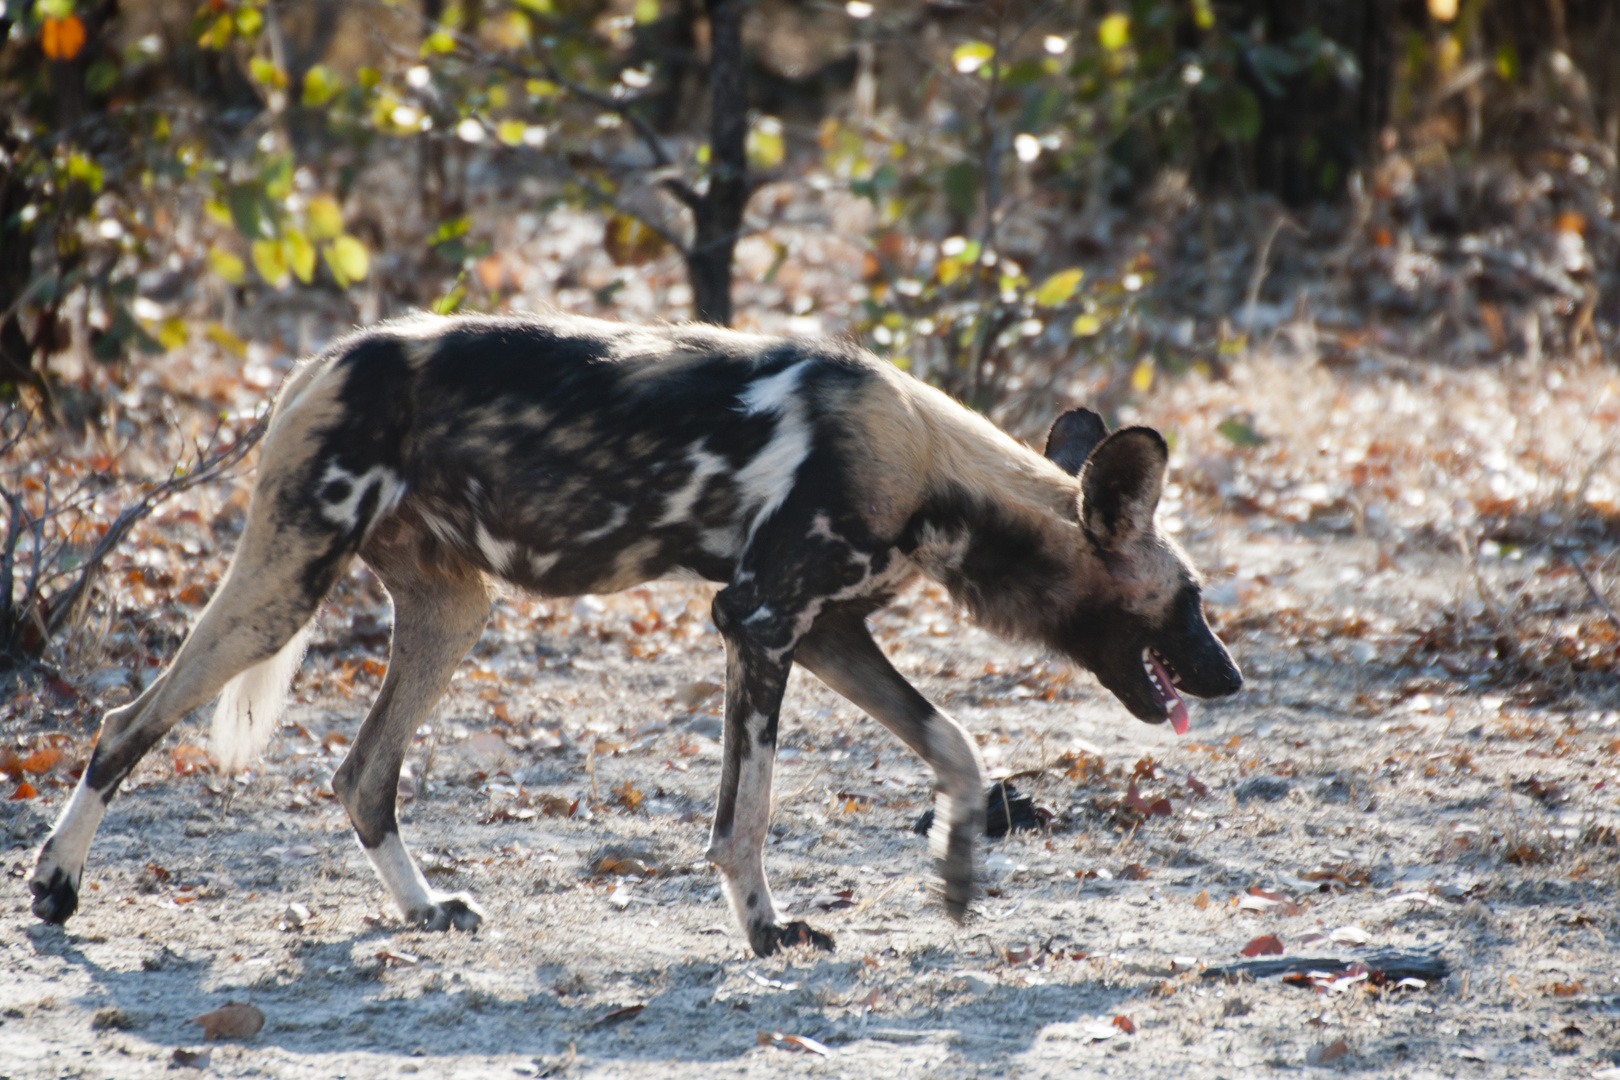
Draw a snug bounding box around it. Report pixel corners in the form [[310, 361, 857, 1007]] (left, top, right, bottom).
[[795, 604, 984, 920], [707, 587, 833, 957]]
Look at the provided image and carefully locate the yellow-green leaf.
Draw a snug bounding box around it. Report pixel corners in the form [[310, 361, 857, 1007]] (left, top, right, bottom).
[[209, 246, 246, 285], [157, 317, 188, 350], [206, 322, 248, 357], [1098, 14, 1130, 51], [284, 229, 316, 284], [1130, 356, 1154, 392], [633, 0, 660, 23], [251, 238, 289, 287], [422, 29, 456, 55], [1191, 0, 1215, 30], [249, 56, 286, 90], [235, 7, 263, 37], [204, 199, 233, 226], [324, 235, 370, 286], [1034, 268, 1083, 307], [952, 41, 994, 74], [1072, 313, 1102, 337], [526, 78, 559, 97], [305, 194, 343, 240], [747, 116, 784, 169], [496, 119, 527, 147], [302, 63, 339, 106]]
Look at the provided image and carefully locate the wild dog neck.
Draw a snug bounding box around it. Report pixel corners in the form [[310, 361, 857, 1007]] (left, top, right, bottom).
[[900, 477, 1093, 643]]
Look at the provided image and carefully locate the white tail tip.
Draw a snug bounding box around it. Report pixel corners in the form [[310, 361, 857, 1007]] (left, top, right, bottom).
[[210, 625, 311, 773]]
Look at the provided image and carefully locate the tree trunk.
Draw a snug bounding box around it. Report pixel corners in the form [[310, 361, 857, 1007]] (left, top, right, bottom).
[[1241, 0, 1394, 205], [687, 0, 747, 326]]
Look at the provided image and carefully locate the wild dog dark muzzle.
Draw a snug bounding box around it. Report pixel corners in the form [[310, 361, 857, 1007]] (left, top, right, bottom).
[[1143, 585, 1243, 728]]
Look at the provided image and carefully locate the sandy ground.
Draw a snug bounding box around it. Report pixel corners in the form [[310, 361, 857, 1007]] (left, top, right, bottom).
[[6, 506, 1620, 1080]]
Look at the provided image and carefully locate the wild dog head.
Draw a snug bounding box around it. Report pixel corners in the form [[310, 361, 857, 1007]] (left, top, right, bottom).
[[1043, 408, 1242, 732]]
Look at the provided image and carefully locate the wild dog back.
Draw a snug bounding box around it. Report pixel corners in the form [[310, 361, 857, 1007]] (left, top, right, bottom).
[[307, 313, 920, 597]]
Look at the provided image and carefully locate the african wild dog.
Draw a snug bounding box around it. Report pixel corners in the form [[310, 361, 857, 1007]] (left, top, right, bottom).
[[30, 312, 1241, 955]]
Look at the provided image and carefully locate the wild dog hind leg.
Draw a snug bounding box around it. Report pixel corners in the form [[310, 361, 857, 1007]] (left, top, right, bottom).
[[331, 520, 491, 931], [795, 602, 985, 920], [30, 530, 339, 924]]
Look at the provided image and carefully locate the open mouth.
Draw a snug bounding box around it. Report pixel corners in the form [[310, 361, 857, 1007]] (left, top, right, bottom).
[[1142, 648, 1190, 735]]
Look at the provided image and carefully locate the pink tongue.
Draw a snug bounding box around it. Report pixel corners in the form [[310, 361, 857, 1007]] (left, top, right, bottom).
[[1147, 654, 1190, 735]]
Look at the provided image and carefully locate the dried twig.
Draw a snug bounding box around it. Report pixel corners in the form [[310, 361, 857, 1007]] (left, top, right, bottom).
[[1562, 551, 1620, 634], [1, 409, 268, 662]]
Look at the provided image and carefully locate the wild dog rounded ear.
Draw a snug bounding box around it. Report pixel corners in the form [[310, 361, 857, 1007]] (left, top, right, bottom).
[[1043, 408, 1109, 476], [1079, 427, 1168, 549]]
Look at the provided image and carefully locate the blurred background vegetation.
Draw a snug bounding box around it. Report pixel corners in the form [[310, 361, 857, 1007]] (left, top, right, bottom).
[[1, 0, 1618, 672]]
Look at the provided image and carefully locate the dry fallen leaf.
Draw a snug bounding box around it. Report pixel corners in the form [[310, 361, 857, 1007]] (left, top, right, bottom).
[[1112, 1014, 1136, 1035], [1240, 934, 1284, 957], [591, 1004, 644, 1027], [190, 1002, 264, 1040], [1193, 889, 1210, 910], [171, 745, 211, 776], [1306, 1037, 1350, 1065], [1120, 863, 1151, 880], [10, 781, 38, 800], [375, 949, 420, 967], [171, 1048, 211, 1069], [612, 779, 643, 812], [758, 1031, 832, 1056], [20, 747, 64, 774], [1329, 925, 1370, 946]]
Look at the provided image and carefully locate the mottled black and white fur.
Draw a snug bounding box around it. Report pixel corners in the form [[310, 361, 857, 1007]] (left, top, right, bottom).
[[30, 312, 1241, 955]]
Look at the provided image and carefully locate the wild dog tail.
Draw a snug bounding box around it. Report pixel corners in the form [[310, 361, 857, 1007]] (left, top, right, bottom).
[[209, 623, 314, 773]]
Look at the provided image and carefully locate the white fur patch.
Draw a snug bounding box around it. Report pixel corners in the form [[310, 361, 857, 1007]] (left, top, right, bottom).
[[317, 462, 405, 534], [38, 777, 108, 882], [735, 363, 813, 543], [210, 624, 312, 773], [362, 831, 437, 917], [474, 521, 518, 574], [528, 551, 561, 579], [577, 504, 629, 542], [657, 445, 729, 527]]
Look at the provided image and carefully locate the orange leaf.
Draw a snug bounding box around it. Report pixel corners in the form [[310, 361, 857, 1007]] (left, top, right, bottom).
[[171, 745, 212, 776], [41, 15, 87, 61], [1241, 934, 1284, 957], [1193, 889, 1210, 910], [0, 749, 22, 779], [20, 747, 63, 774], [1120, 863, 1150, 880], [10, 781, 38, 800], [1112, 1014, 1136, 1035]]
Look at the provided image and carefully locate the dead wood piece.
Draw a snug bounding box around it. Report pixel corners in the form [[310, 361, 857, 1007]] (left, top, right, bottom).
[[1201, 948, 1449, 984]]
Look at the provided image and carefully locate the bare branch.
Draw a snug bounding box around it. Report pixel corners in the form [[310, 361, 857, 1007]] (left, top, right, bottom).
[[575, 175, 690, 256], [39, 412, 269, 645], [1564, 551, 1620, 634]]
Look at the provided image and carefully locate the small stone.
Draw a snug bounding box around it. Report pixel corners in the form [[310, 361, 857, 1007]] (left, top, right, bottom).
[[1234, 777, 1292, 804]]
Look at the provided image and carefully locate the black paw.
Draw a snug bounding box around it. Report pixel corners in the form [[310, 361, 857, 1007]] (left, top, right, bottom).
[[750, 919, 835, 957], [409, 892, 485, 932], [30, 866, 79, 925]]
